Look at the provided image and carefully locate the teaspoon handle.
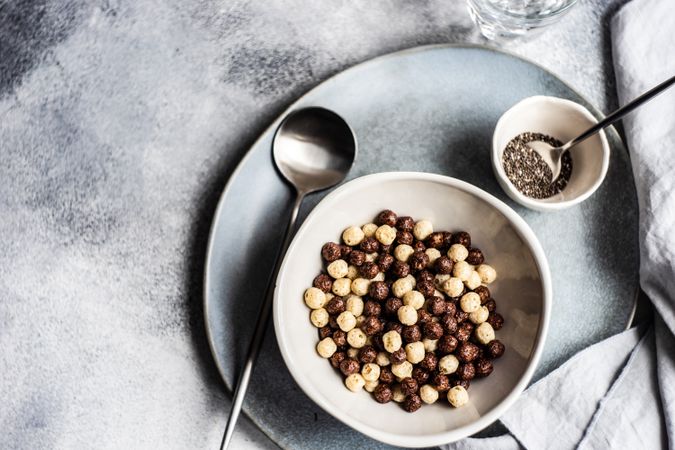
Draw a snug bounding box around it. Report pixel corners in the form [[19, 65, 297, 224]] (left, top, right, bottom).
[[220, 191, 305, 450], [562, 74, 675, 152]]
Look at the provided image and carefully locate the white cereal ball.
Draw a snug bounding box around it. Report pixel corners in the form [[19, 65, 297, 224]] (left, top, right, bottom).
[[327, 259, 349, 279], [460, 292, 481, 313], [447, 386, 469, 407], [364, 380, 379, 393], [391, 361, 413, 379], [325, 293, 335, 302], [383, 330, 403, 353], [365, 252, 378, 263], [332, 278, 352, 296], [465, 271, 482, 290], [413, 219, 433, 241], [394, 244, 415, 262], [438, 354, 460, 375], [376, 352, 391, 366], [361, 363, 381, 382], [346, 295, 364, 317], [448, 244, 469, 262], [362, 223, 378, 237], [425, 248, 441, 267], [337, 311, 356, 331], [434, 274, 451, 289], [355, 315, 366, 328], [310, 308, 329, 328], [342, 226, 365, 246], [392, 278, 414, 298], [397, 305, 418, 325], [442, 277, 464, 298], [347, 328, 367, 348], [404, 274, 417, 287], [375, 225, 397, 245], [316, 337, 337, 358], [372, 271, 385, 282], [403, 290, 425, 310], [345, 373, 366, 392], [346, 265, 359, 280], [475, 322, 496, 345], [420, 384, 439, 404], [453, 260, 473, 282], [304, 287, 327, 309], [405, 341, 425, 364], [347, 347, 359, 359], [477, 264, 497, 284], [469, 306, 489, 324], [351, 278, 370, 296], [392, 385, 406, 403], [423, 338, 438, 352]]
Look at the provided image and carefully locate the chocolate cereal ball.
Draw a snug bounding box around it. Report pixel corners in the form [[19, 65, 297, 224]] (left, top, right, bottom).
[[452, 231, 471, 248], [391, 261, 411, 278], [432, 373, 450, 392], [487, 313, 504, 330], [402, 325, 422, 343], [363, 300, 382, 317], [400, 377, 419, 395], [332, 330, 347, 349], [376, 253, 395, 272], [441, 314, 458, 334], [321, 242, 342, 262], [368, 281, 389, 300], [373, 384, 393, 403], [313, 274, 333, 293], [435, 256, 454, 275], [450, 378, 470, 390], [318, 326, 332, 339], [419, 352, 438, 372], [473, 285, 490, 303], [474, 358, 494, 378], [390, 348, 407, 365], [486, 340, 505, 359], [416, 270, 434, 284], [428, 296, 446, 316], [339, 358, 360, 376], [359, 345, 378, 364], [466, 247, 485, 265], [349, 250, 366, 266], [437, 335, 459, 354], [360, 262, 379, 279], [412, 367, 430, 384], [417, 310, 432, 325], [455, 322, 474, 342], [484, 299, 497, 312], [456, 342, 480, 362], [396, 216, 414, 232], [339, 244, 352, 258], [385, 298, 403, 317], [409, 251, 430, 272], [456, 363, 475, 381], [423, 321, 444, 340], [403, 394, 422, 413], [325, 296, 346, 315], [360, 237, 380, 253], [385, 321, 404, 335], [363, 316, 383, 336], [416, 279, 435, 297], [425, 232, 445, 249], [329, 351, 346, 369], [379, 366, 395, 384], [375, 210, 397, 227], [413, 241, 426, 252]]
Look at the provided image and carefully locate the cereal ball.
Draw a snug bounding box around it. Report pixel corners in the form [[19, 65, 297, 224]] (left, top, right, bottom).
[[440, 279, 462, 300], [416, 280, 435, 298], [403, 393, 422, 412], [313, 274, 333, 293], [345, 295, 364, 317], [362, 316, 384, 336], [359, 237, 380, 253], [375, 210, 398, 226], [396, 230, 414, 246], [460, 292, 481, 313], [348, 250, 366, 267], [363, 300, 381, 317], [332, 278, 352, 296], [358, 345, 377, 364], [453, 261, 473, 282], [386, 322, 404, 335], [420, 384, 439, 404], [487, 313, 504, 330], [375, 225, 397, 246], [423, 321, 444, 340], [466, 247, 485, 265], [477, 264, 497, 284], [413, 241, 426, 252], [351, 278, 370, 296], [404, 274, 417, 287], [447, 386, 469, 408], [484, 298, 497, 312], [361, 363, 381, 382], [342, 227, 365, 246], [416, 270, 434, 284], [385, 297, 403, 316], [455, 310, 470, 324], [394, 244, 415, 262], [474, 285, 491, 303], [451, 379, 471, 390], [397, 305, 418, 326], [325, 296, 346, 315], [332, 330, 347, 348], [437, 354, 459, 375], [402, 325, 422, 343], [347, 347, 360, 359], [423, 338, 438, 352], [396, 216, 414, 231], [425, 232, 445, 249], [368, 281, 389, 301], [345, 373, 366, 392], [318, 326, 332, 340], [437, 335, 459, 354], [456, 342, 480, 362], [373, 384, 393, 403], [304, 287, 327, 309], [452, 231, 471, 247], [336, 311, 356, 332], [392, 278, 414, 298], [329, 351, 346, 368], [441, 314, 458, 334], [362, 223, 378, 238], [456, 363, 476, 381], [434, 273, 451, 289], [392, 385, 406, 403], [379, 366, 395, 384], [382, 330, 403, 353], [469, 306, 489, 324], [346, 265, 359, 280], [427, 296, 446, 316], [405, 341, 425, 364], [347, 328, 367, 348], [327, 259, 348, 279], [432, 374, 450, 392], [376, 352, 390, 366], [403, 290, 425, 310], [409, 251, 430, 272], [390, 348, 407, 365], [321, 242, 342, 262], [355, 315, 366, 328], [412, 367, 430, 384], [435, 256, 455, 275], [455, 322, 473, 342], [391, 261, 411, 278], [486, 340, 505, 358], [310, 308, 329, 327], [316, 337, 337, 358], [372, 271, 385, 282], [400, 377, 419, 396], [364, 379, 379, 393], [447, 244, 469, 262], [413, 220, 433, 241], [475, 322, 496, 345], [465, 271, 482, 290], [419, 352, 438, 372], [475, 358, 494, 378], [339, 358, 360, 376], [376, 253, 395, 272], [425, 248, 441, 268], [391, 361, 413, 379], [358, 261, 379, 280], [339, 244, 353, 257]]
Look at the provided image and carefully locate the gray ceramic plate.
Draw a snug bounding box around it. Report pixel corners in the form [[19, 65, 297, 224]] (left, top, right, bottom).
[[204, 45, 639, 449]]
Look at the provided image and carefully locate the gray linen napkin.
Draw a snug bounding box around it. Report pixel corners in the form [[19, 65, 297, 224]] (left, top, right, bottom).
[[444, 0, 675, 447]]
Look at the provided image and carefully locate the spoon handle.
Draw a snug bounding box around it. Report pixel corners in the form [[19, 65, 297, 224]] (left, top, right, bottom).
[[220, 192, 305, 450], [561, 74, 675, 152]]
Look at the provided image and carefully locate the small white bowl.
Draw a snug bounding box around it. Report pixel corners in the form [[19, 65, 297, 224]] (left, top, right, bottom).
[[492, 96, 610, 211], [273, 172, 551, 447]]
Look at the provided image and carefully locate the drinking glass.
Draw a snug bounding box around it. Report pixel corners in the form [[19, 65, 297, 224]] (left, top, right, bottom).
[[466, 0, 578, 40]]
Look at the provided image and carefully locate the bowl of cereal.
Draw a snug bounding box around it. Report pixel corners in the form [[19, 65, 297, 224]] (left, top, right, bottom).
[[273, 172, 551, 447]]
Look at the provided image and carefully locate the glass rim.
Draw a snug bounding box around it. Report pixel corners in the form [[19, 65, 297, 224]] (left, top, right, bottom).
[[467, 0, 579, 21]]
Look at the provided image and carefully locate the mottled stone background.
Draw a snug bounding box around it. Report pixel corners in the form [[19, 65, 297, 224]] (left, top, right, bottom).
[[0, 0, 630, 448]]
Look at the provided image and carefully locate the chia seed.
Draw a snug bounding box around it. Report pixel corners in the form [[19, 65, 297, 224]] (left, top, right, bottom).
[[501, 132, 573, 199]]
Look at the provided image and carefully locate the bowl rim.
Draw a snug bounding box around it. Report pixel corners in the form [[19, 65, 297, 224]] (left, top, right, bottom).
[[491, 95, 611, 211], [273, 171, 552, 447]]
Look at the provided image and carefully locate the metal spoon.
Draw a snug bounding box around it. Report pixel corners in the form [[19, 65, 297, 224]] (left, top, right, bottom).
[[219, 107, 357, 449], [528, 75, 675, 181]]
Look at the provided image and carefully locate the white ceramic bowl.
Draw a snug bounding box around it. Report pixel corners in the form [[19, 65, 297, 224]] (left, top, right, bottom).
[[273, 172, 551, 447], [492, 96, 610, 211]]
